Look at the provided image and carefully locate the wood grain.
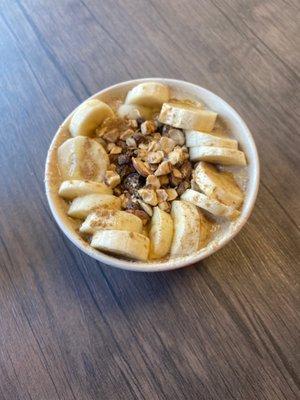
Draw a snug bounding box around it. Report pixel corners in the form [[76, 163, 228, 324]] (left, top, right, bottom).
[[0, 0, 299, 399]]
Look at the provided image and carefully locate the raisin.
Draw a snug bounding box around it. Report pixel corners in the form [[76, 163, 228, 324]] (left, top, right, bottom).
[[113, 186, 123, 196], [177, 181, 191, 196], [117, 151, 134, 165], [161, 125, 171, 136], [181, 161, 193, 179], [109, 154, 119, 163], [169, 174, 182, 187], [123, 173, 145, 194], [133, 131, 143, 142], [156, 120, 164, 133], [116, 164, 135, 179], [125, 201, 140, 211], [116, 140, 127, 149], [136, 117, 144, 126], [126, 209, 150, 226]]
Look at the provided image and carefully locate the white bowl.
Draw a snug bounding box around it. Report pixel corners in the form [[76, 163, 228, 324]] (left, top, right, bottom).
[[45, 78, 259, 272]]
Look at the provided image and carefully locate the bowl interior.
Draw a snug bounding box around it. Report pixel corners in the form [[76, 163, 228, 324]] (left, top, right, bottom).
[[45, 78, 259, 272]]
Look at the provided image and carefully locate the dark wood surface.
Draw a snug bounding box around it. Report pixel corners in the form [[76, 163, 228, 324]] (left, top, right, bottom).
[[0, 1, 299, 399]]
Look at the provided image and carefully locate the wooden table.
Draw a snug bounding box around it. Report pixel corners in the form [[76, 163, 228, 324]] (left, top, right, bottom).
[[0, 1, 299, 399]]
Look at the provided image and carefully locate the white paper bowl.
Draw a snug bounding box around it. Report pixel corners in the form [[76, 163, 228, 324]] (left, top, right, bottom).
[[45, 78, 259, 272]]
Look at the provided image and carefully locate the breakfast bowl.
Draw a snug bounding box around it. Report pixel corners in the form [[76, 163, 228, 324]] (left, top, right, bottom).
[[45, 78, 259, 272]]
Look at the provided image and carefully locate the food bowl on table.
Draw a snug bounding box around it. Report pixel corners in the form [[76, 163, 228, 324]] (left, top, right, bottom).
[[45, 78, 259, 272]]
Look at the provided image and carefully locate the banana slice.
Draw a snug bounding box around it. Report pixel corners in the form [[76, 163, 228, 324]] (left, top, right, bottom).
[[198, 213, 214, 249], [149, 207, 174, 259], [80, 210, 143, 234], [91, 230, 150, 261], [181, 189, 240, 220], [57, 137, 109, 182], [58, 180, 112, 200], [68, 194, 121, 219], [189, 146, 246, 166], [170, 201, 200, 257], [125, 82, 169, 108], [194, 162, 244, 207], [117, 104, 154, 120], [185, 130, 238, 149], [159, 103, 217, 132], [70, 99, 114, 137]]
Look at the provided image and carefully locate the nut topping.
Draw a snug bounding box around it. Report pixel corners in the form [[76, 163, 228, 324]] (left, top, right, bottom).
[[165, 188, 178, 201], [120, 129, 134, 140], [132, 158, 152, 177], [154, 160, 172, 176], [158, 201, 171, 213], [103, 128, 119, 143], [109, 145, 122, 154], [125, 137, 137, 148], [141, 120, 156, 135], [137, 200, 153, 216], [159, 137, 176, 154], [168, 129, 185, 145], [147, 151, 164, 164], [146, 175, 161, 189], [159, 175, 169, 186], [156, 189, 168, 203], [172, 168, 182, 178], [138, 188, 158, 206], [105, 170, 121, 188]]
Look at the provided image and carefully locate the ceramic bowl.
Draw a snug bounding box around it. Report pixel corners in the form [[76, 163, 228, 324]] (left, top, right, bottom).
[[45, 78, 259, 272]]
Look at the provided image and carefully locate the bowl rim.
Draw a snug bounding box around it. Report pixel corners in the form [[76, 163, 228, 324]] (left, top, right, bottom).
[[45, 78, 260, 272]]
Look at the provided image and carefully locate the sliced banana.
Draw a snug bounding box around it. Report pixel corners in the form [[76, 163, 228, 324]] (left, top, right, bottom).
[[170, 201, 200, 257], [198, 213, 214, 249], [159, 103, 217, 132], [58, 180, 112, 200], [181, 189, 240, 220], [189, 146, 246, 166], [194, 162, 244, 208], [68, 194, 121, 219], [69, 99, 114, 137], [91, 230, 150, 261], [57, 137, 109, 182], [117, 104, 154, 120], [80, 210, 143, 234], [185, 130, 238, 149], [149, 207, 174, 259], [125, 82, 169, 108]]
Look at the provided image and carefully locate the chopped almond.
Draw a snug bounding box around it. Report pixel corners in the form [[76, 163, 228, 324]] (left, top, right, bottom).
[[126, 137, 137, 148], [105, 170, 121, 188], [146, 175, 161, 189], [137, 200, 153, 216], [159, 175, 169, 186], [158, 201, 171, 212], [165, 188, 178, 201], [110, 145, 122, 154], [147, 151, 164, 164], [141, 120, 156, 135], [156, 189, 168, 203], [154, 161, 172, 176], [159, 137, 176, 154], [132, 158, 151, 177], [138, 188, 158, 206], [103, 128, 119, 143], [120, 129, 134, 140], [172, 168, 182, 178]]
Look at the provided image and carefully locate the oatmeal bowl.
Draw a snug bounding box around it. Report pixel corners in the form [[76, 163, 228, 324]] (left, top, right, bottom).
[[45, 78, 259, 272]]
